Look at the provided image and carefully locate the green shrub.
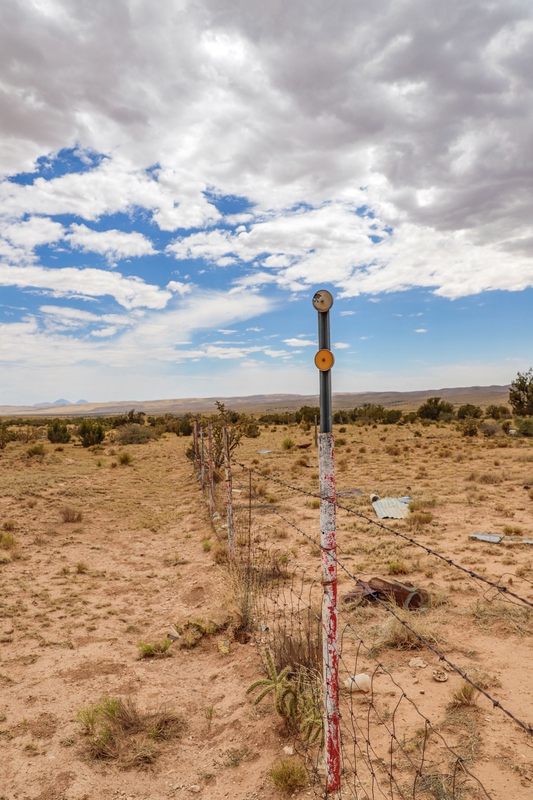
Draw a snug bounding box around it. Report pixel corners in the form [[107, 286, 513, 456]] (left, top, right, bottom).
[[458, 417, 480, 437], [516, 417, 533, 437], [0, 423, 16, 450], [137, 639, 172, 658], [457, 404, 482, 420], [27, 442, 46, 456], [47, 419, 71, 444], [118, 451, 133, 465], [117, 424, 157, 445], [281, 438, 295, 450], [417, 397, 454, 421], [78, 419, 105, 448]]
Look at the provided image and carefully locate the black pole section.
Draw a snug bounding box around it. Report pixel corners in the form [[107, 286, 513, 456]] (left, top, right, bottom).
[[318, 309, 332, 433]]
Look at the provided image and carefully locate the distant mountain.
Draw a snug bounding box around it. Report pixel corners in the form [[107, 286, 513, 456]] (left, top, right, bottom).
[[5, 384, 511, 418], [53, 399, 72, 405], [75, 399, 89, 405]]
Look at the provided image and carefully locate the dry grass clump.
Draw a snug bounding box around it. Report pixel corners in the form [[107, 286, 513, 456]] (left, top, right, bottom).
[[137, 638, 172, 658], [77, 696, 185, 767], [60, 506, 83, 523], [447, 681, 479, 710], [281, 438, 295, 450], [406, 511, 433, 530], [470, 601, 532, 636], [387, 560, 410, 576], [373, 608, 441, 651], [270, 758, 308, 793]]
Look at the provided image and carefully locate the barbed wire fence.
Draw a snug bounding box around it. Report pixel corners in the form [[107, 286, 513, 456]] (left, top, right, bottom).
[[191, 422, 533, 799]]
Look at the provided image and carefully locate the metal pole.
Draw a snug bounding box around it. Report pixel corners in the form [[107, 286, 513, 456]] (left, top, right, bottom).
[[208, 422, 215, 515], [318, 309, 333, 434], [223, 427, 234, 562], [313, 289, 340, 794], [314, 414, 318, 447]]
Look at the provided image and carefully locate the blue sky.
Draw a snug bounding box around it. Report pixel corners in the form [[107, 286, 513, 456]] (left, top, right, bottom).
[[1, 1, 533, 405]]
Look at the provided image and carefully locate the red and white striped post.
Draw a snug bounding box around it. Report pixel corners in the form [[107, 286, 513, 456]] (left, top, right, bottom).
[[313, 289, 340, 794]]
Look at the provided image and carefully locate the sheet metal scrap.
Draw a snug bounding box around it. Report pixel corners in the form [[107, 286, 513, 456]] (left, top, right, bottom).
[[371, 494, 412, 519], [470, 533, 533, 545]]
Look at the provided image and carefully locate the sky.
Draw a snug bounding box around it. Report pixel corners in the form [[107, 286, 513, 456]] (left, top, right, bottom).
[[1, 0, 533, 405]]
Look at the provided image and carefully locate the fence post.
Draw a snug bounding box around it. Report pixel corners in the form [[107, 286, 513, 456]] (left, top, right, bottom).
[[193, 420, 199, 470], [313, 289, 340, 794], [223, 427, 234, 562], [200, 427, 205, 489], [207, 422, 215, 515]]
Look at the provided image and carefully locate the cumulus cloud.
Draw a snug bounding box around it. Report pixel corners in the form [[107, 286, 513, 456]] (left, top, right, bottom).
[[67, 224, 156, 261], [283, 338, 316, 347], [0, 264, 171, 309]]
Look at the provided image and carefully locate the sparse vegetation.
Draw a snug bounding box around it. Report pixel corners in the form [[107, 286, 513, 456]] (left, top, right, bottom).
[[77, 695, 185, 766], [270, 758, 308, 792], [60, 506, 83, 523], [137, 638, 172, 658]]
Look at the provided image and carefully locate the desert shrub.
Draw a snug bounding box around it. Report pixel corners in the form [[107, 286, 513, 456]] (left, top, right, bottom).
[[117, 424, 157, 445], [137, 639, 172, 658], [27, 442, 46, 456], [509, 368, 533, 416], [78, 419, 105, 447], [281, 438, 295, 450], [0, 532, 17, 549], [515, 417, 533, 437], [479, 419, 500, 437], [383, 409, 402, 424], [118, 451, 133, 465], [385, 444, 400, 456], [458, 417, 480, 437], [486, 404, 511, 420], [47, 419, 71, 444], [77, 696, 184, 767], [417, 397, 454, 421], [270, 759, 308, 793], [457, 404, 483, 419], [0, 423, 16, 450], [60, 506, 83, 523]]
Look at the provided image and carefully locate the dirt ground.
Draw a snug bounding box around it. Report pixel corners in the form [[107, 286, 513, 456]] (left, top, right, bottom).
[[1, 419, 533, 799]]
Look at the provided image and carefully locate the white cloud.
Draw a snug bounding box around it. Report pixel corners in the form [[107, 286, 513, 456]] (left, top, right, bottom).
[[339, 310, 355, 316], [0, 264, 171, 309], [166, 280, 192, 295], [333, 342, 349, 349], [217, 329, 238, 334], [283, 338, 316, 347], [67, 224, 156, 261], [415, 328, 427, 333]]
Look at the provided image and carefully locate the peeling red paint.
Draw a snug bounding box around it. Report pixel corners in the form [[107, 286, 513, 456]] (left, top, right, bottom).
[[319, 432, 341, 793]]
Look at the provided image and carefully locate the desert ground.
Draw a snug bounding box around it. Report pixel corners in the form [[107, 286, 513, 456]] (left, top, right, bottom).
[[1, 417, 533, 799]]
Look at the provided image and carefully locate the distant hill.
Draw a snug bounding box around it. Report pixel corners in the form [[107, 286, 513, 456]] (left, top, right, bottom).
[[0, 384, 511, 418]]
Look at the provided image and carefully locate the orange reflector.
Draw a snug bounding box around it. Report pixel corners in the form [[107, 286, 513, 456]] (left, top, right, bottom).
[[314, 349, 335, 371]]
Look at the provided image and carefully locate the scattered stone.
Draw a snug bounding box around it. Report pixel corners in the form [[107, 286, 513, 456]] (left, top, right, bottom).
[[432, 669, 448, 682], [283, 745, 294, 755], [409, 657, 427, 669]]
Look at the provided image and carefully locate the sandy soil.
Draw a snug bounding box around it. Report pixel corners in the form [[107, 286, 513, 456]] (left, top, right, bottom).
[[0, 435, 296, 800], [1, 420, 533, 799]]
